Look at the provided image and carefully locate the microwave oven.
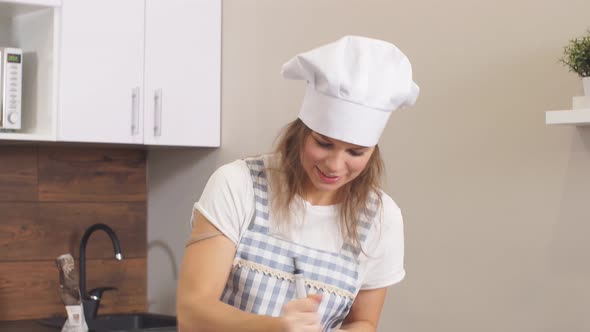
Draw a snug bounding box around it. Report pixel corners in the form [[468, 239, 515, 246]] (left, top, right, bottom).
[[0, 47, 22, 130]]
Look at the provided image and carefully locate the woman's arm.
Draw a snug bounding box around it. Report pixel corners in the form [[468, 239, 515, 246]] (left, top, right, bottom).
[[176, 211, 286, 332], [337, 288, 388, 332]]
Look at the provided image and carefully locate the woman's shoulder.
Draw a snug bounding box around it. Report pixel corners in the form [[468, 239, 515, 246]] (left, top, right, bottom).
[[212, 158, 249, 181], [377, 190, 401, 214], [229, 153, 275, 167], [210, 154, 275, 183], [361, 190, 404, 258], [374, 190, 402, 228], [215, 153, 269, 175], [219, 157, 247, 169]]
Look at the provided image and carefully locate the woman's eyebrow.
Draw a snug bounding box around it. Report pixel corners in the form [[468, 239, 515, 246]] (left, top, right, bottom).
[[349, 146, 370, 152], [316, 133, 368, 150], [315, 133, 331, 141]]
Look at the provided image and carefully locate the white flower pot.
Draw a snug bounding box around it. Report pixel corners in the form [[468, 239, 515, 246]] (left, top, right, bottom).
[[584, 77, 590, 96]]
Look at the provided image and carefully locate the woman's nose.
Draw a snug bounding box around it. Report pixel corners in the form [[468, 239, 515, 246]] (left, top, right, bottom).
[[324, 152, 345, 173]]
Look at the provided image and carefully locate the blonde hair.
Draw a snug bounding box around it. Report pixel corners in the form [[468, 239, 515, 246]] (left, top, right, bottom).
[[267, 119, 384, 250]]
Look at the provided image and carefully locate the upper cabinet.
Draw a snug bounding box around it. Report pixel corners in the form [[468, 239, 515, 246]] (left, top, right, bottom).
[[57, 0, 146, 144], [143, 0, 220, 147], [0, 0, 221, 147], [58, 0, 221, 147]]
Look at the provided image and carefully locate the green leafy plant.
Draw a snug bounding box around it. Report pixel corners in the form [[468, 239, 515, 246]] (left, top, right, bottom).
[[561, 30, 590, 77]]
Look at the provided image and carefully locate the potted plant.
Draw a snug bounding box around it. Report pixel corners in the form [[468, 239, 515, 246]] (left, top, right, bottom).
[[560, 29, 590, 96]]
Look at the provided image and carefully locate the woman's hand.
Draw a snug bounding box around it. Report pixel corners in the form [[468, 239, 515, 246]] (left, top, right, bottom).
[[280, 294, 323, 332]]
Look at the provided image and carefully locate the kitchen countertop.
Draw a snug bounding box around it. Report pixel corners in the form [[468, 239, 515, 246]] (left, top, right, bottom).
[[0, 319, 57, 332], [0, 319, 178, 332]]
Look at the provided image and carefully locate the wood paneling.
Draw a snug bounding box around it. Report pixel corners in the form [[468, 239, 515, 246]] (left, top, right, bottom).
[[0, 146, 37, 201], [0, 146, 148, 320], [0, 202, 146, 261], [38, 147, 146, 202], [0, 258, 146, 320]]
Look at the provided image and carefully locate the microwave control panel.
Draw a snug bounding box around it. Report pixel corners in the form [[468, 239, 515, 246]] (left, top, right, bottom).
[[0, 47, 23, 130]]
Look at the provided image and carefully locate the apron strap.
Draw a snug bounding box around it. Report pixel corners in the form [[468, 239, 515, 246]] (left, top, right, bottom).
[[245, 158, 271, 234]]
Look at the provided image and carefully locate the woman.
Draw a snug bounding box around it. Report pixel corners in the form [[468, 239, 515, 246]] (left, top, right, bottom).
[[177, 35, 419, 332]]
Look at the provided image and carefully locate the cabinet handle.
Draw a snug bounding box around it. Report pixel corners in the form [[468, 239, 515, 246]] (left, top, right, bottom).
[[131, 87, 140, 135], [154, 88, 163, 137]]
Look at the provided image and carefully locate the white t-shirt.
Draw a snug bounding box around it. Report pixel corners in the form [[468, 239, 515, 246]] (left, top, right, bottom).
[[193, 155, 406, 290]]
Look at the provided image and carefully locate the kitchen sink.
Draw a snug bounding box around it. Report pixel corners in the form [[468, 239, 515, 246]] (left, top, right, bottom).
[[38, 312, 177, 331]]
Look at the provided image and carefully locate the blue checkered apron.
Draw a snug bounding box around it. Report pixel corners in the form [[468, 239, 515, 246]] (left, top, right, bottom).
[[220, 157, 377, 331]]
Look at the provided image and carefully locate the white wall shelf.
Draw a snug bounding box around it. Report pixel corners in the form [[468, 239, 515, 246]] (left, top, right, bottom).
[[0, 0, 60, 142], [545, 109, 590, 126], [546, 96, 590, 126]]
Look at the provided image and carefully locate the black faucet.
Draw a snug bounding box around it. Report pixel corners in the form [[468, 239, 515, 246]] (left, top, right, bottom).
[[79, 223, 123, 321]]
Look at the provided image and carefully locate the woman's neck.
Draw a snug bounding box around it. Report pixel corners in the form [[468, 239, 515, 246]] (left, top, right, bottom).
[[301, 183, 340, 206]]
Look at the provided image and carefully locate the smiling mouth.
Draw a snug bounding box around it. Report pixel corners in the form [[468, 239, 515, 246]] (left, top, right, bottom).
[[316, 166, 340, 180]]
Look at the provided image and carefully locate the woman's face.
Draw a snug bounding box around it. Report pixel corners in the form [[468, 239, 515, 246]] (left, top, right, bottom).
[[300, 131, 375, 198]]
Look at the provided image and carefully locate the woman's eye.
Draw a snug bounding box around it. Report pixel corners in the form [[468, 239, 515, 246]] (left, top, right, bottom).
[[314, 138, 332, 148], [348, 150, 364, 157]]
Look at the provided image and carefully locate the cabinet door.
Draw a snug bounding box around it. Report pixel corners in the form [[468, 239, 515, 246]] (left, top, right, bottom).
[[143, 0, 221, 147], [58, 0, 145, 144]]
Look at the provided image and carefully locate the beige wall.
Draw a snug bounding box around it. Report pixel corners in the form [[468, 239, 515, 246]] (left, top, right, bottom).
[[147, 1, 590, 331]]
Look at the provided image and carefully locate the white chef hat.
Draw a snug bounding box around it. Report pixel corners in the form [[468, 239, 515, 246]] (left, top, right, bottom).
[[281, 35, 419, 147]]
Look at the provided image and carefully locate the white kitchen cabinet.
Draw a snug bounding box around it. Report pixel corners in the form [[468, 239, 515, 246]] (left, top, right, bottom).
[[143, 0, 220, 147], [58, 0, 145, 144], [57, 0, 221, 147]]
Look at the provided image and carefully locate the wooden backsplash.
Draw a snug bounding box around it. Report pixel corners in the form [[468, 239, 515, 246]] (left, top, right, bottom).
[[0, 145, 147, 320]]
